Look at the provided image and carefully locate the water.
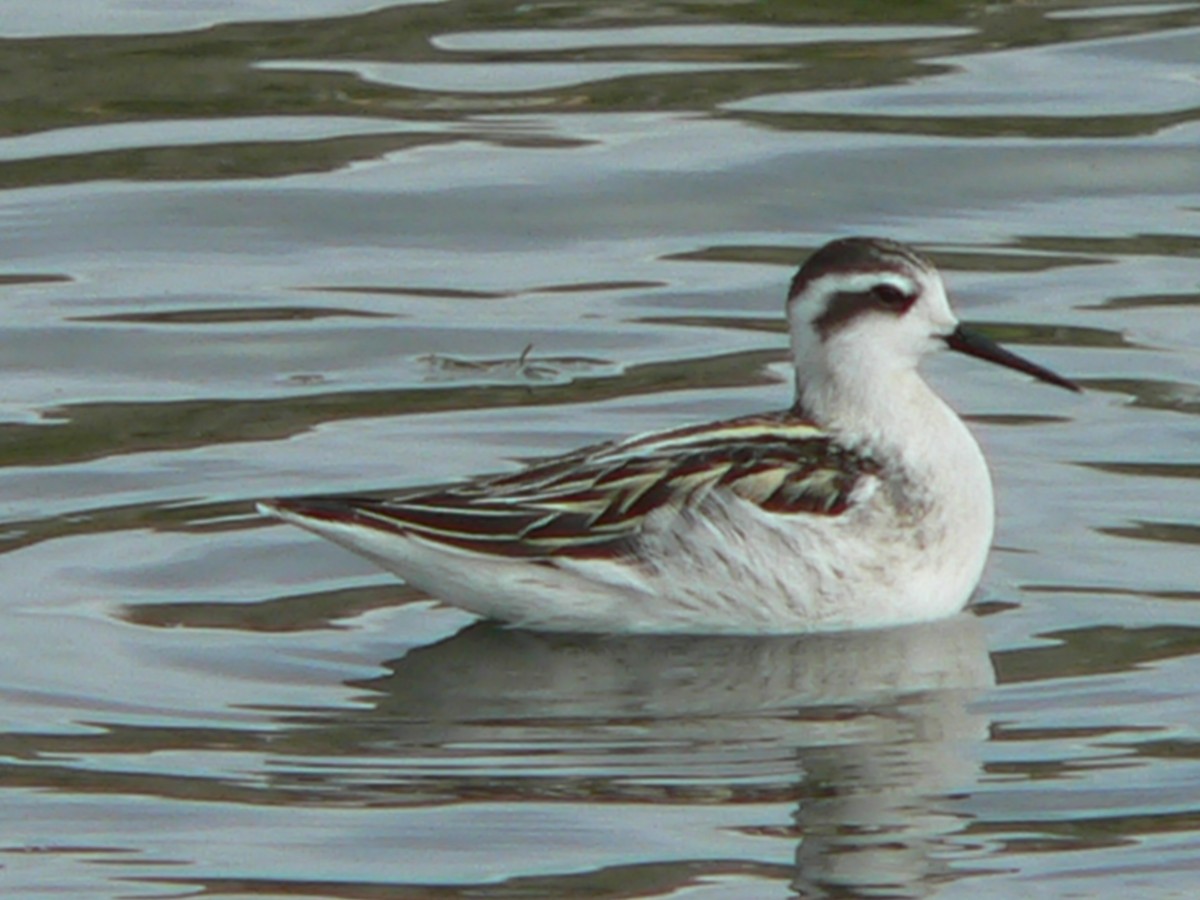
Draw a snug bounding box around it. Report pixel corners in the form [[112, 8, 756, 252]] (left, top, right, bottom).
[[1, 1, 1198, 897]]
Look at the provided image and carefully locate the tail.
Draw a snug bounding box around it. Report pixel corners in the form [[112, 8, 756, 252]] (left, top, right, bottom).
[[255, 496, 405, 532]]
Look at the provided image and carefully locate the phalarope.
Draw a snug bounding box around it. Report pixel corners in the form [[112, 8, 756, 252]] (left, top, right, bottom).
[[260, 237, 1079, 634]]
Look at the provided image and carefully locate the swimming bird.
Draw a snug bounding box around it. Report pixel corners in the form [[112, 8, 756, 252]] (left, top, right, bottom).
[[259, 237, 1079, 634]]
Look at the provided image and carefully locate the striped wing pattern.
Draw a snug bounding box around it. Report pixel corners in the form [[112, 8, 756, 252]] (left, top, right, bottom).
[[330, 412, 877, 560]]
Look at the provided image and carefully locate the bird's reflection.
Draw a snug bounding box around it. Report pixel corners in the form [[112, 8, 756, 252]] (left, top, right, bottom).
[[300, 612, 995, 898]]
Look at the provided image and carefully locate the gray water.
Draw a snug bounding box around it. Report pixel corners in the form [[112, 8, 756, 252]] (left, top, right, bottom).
[[1, 2, 1199, 897]]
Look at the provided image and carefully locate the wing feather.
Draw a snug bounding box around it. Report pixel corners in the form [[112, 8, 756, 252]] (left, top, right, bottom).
[[302, 411, 877, 560]]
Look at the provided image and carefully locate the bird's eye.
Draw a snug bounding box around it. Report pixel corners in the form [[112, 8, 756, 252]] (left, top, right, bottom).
[[872, 283, 912, 309]]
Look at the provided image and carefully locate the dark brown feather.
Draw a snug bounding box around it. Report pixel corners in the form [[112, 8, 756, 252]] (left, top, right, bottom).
[[298, 412, 878, 561]]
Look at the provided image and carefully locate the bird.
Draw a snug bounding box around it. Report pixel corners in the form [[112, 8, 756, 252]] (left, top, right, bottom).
[[258, 237, 1080, 635]]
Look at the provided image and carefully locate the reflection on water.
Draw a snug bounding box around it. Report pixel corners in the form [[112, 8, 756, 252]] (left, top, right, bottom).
[[339, 617, 994, 897], [2, 614, 995, 897], [1, 0, 1199, 897]]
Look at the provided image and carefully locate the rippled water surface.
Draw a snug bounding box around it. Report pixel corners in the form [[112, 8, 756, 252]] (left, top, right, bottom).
[[2, 1, 1199, 897]]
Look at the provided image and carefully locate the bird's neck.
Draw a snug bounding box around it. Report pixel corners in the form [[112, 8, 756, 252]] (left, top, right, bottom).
[[794, 360, 964, 471], [795, 357, 995, 574]]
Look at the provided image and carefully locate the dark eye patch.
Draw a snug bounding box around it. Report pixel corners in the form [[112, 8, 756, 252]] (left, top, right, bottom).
[[810, 273, 922, 338], [872, 283, 914, 309]]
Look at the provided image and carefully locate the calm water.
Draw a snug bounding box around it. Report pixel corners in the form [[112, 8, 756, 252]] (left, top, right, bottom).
[[1, 1, 1199, 897]]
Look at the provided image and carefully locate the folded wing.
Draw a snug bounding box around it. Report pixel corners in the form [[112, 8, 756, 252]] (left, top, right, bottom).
[[274, 412, 877, 560]]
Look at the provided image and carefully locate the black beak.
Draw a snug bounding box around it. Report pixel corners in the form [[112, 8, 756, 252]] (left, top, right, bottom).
[[945, 326, 1081, 392]]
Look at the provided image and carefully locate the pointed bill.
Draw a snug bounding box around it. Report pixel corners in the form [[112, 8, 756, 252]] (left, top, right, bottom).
[[945, 325, 1080, 392]]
